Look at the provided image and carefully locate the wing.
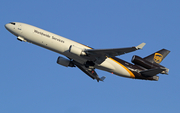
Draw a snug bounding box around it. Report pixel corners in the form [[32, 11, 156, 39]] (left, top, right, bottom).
[[73, 61, 106, 82], [83, 43, 146, 64]]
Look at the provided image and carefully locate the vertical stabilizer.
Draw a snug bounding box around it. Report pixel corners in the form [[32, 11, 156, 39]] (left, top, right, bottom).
[[144, 49, 170, 64]]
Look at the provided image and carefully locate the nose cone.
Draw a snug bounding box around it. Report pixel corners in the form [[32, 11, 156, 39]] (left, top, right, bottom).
[[5, 23, 14, 32], [5, 22, 18, 36], [5, 23, 10, 30]]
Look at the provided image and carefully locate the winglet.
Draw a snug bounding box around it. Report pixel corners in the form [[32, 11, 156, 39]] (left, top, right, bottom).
[[136, 43, 146, 49], [99, 76, 106, 82]]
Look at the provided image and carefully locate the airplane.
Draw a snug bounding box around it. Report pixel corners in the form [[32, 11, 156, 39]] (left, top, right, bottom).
[[5, 22, 170, 82]]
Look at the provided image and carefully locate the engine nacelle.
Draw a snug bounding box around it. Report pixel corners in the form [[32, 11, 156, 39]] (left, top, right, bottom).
[[69, 45, 86, 56], [57, 56, 74, 67], [131, 55, 161, 69]]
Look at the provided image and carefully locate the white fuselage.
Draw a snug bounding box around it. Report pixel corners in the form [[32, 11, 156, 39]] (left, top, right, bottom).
[[5, 22, 135, 78]]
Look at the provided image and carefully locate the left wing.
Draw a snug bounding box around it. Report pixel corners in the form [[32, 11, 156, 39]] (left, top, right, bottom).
[[73, 61, 106, 82], [83, 43, 146, 64]]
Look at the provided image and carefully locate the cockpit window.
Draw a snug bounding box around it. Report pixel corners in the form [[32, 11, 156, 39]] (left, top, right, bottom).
[[10, 22, 16, 25]]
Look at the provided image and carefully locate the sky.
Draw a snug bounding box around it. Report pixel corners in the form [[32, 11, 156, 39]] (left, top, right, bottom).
[[0, 0, 180, 113]]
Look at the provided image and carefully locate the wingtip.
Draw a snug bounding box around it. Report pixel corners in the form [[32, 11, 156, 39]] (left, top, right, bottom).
[[136, 42, 146, 49], [99, 76, 106, 82]]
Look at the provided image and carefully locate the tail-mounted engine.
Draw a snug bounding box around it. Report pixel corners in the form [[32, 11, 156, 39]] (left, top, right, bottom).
[[57, 56, 75, 67], [132, 55, 169, 76], [131, 55, 164, 69], [69, 45, 86, 56]]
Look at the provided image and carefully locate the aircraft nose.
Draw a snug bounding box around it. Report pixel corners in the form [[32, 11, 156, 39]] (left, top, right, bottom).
[[5, 22, 16, 31], [5, 22, 18, 36], [5, 23, 10, 30], [5, 23, 13, 33]]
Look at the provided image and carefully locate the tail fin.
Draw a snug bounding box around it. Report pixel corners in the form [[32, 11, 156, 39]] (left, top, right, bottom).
[[144, 49, 170, 64]]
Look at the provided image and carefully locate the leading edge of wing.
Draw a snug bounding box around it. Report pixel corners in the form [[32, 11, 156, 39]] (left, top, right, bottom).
[[85, 42, 146, 57], [83, 43, 146, 64]]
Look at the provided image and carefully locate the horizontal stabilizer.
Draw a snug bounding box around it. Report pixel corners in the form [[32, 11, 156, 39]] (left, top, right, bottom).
[[140, 68, 166, 77]]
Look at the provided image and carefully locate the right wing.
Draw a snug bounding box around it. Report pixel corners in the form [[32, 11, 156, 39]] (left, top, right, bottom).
[[83, 43, 146, 64]]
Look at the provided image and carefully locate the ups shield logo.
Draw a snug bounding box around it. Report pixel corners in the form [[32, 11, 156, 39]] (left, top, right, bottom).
[[154, 53, 163, 63]]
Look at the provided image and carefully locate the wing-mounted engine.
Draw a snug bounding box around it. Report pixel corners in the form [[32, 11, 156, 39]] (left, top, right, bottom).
[[57, 56, 75, 67], [56, 56, 105, 82], [69, 45, 86, 56]]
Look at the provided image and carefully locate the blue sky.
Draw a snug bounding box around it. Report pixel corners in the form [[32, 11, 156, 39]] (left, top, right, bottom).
[[1, 0, 180, 113]]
